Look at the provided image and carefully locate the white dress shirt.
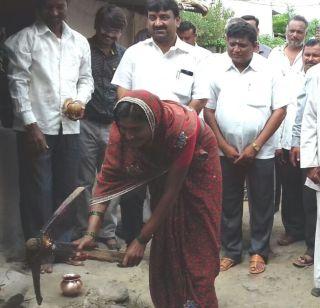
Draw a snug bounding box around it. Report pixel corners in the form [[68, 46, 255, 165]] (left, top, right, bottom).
[[206, 53, 288, 159], [277, 71, 305, 150], [194, 44, 212, 60], [111, 37, 206, 105], [301, 71, 320, 169], [268, 45, 303, 75], [292, 64, 320, 147], [5, 21, 94, 134], [268, 44, 304, 150]]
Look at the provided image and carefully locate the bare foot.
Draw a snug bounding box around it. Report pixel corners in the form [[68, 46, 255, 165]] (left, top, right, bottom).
[[40, 263, 53, 274], [41, 255, 54, 274]]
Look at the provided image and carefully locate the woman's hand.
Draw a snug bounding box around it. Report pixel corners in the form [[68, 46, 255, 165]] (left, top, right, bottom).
[[122, 239, 146, 267], [73, 235, 97, 250]]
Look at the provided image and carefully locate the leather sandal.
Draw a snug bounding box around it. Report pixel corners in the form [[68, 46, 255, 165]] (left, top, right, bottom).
[[292, 255, 314, 268], [220, 257, 237, 272], [249, 254, 266, 274]]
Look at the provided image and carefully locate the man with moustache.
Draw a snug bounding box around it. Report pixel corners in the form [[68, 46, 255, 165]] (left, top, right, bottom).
[[204, 21, 287, 274], [269, 15, 308, 246], [110, 0, 207, 247], [75, 4, 127, 250], [5, 0, 93, 271], [112, 0, 206, 110], [288, 39, 320, 268]]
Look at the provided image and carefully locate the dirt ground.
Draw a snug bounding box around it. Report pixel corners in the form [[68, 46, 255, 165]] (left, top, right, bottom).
[[1, 204, 320, 308]]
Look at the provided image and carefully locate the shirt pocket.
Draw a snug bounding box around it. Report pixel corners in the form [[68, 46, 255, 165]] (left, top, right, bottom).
[[245, 82, 269, 108], [172, 69, 194, 98]]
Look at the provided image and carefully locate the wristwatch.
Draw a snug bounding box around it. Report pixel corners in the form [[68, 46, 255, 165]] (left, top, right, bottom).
[[252, 142, 261, 152]]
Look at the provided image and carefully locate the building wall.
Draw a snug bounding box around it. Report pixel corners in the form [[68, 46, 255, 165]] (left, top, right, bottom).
[[68, 0, 147, 47]]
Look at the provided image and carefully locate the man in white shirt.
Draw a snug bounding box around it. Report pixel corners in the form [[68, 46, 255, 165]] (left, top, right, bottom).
[[300, 69, 320, 297], [204, 21, 287, 274], [269, 15, 308, 247], [287, 40, 320, 268], [112, 0, 206, 111], [5, 0, 93, 262], [177, 20, 212, 60], [111, 0, 208, 246]]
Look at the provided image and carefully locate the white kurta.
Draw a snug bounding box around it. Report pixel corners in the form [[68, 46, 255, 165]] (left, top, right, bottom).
[[300, 72, 320, 288]]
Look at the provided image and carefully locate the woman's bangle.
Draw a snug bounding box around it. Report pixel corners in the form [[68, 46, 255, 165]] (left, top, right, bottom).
[[88, 211, 104, 219], [136, 234, 149, 245], [84, 231, 97, 240]]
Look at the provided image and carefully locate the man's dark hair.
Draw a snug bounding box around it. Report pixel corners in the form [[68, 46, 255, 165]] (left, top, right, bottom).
[[178, 21, 196, 34], [241, 15, 259, 27], [226, 21, 257, 44], [146, 0, 180, 18], [34, 0, 68, 8], [289, 15, 308, 28], [94, 4, 127, 30], [304, 38, 320, 48]]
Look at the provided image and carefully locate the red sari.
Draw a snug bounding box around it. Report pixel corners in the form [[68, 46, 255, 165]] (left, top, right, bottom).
[[92, 90, 222, 307]]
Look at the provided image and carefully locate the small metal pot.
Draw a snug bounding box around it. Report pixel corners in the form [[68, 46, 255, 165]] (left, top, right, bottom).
[[60, 273, 83, 297]]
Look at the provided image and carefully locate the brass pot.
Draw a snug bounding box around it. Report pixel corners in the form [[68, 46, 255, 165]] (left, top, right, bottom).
[[60, 273, 83, 297]]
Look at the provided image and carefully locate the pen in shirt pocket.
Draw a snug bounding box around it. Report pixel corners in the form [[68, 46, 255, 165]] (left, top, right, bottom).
[[176, 69, 194, 79]]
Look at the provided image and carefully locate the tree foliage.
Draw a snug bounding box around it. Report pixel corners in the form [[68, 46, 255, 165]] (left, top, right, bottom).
[[259, 35, 285, 48], [180, 0, 233, 51], [307, 19, 320, 39]]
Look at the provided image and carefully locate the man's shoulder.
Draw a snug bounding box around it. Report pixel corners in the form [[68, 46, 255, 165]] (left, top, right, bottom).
[[115, 43, 126, 55], [5, 23, 36, 44], [67, 25, 88, 44], [269, 45, 283, 56], [259, 43, 271, 58], [306, 63, 320, 78], [4, 24, 37, 52], [120, 39, 151, 59]]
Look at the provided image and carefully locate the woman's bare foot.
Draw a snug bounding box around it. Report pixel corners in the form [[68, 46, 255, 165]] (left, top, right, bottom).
[[41, 255, 54, 274], [40, 263, 53, 274]]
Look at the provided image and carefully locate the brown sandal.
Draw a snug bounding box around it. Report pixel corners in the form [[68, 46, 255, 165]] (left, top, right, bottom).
[[293, 255, 314, 268], [249, 254, 266, 274], [220, 257, 237, 272]]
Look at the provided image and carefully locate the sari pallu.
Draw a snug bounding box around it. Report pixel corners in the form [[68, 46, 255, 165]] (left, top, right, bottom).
[[92, 90, 222, 307]]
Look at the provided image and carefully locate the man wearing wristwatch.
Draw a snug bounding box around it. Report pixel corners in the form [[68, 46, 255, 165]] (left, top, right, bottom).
[[204, 21, 288, 274]]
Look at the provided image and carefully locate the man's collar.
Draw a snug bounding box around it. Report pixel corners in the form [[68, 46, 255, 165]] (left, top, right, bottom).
[[36, 21, 72, 39], [224, 52, 261, 72], [282, 43, 304, 55], [144, 35, 191, 53], [89, 36, 119, 55]]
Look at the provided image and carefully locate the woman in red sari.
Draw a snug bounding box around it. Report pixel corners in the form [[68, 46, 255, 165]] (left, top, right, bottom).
[[75, 90, 222, 307]]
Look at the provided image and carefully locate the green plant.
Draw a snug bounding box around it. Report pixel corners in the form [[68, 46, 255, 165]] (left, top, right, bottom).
[[307, 19, 320, 39], [272, 6, 294, 36], [259, 35, 285, 48], [180, 0, 234, 51]]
